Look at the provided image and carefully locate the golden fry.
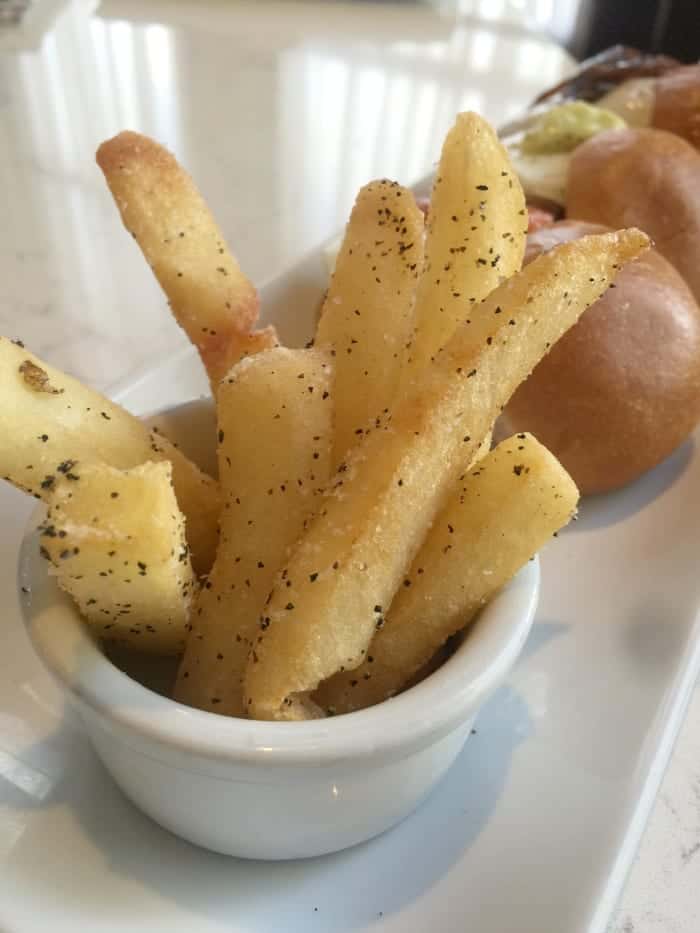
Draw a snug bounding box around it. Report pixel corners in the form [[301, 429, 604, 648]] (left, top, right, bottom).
[[316, 180, 424, 465], [315, 434, 578, 712], [0, 337, 219, 573], [174, 348, 333, 716], [402, 112, 526, 380], [245, 229, 648, 720], [41, 460, 196, 655], [96, 131, 274, 390]]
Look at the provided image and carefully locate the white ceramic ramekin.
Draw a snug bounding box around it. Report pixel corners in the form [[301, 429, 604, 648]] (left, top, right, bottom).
[[18, 402, 539, 860]]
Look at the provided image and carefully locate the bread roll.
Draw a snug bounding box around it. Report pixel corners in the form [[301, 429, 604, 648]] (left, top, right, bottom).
[[504, 220, 700, 494], [653, 64, 700, 150], [596, 65, 700, 144], [596, 78, 655, 128], [567, 128, 700, 303]]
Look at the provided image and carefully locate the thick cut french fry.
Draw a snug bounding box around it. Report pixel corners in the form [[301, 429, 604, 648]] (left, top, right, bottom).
[[217, 325, 279, 376], [174, 347, 333, 716], [401, 112, 526, 380], [245, 229, 648, 720], [315, 434, 578, 713], [0, 337, 219, 573], [96, 131, 275, 390], [316, 180, 424, 465], [41, 460, 196, 655], [472, 431, 492, 464]]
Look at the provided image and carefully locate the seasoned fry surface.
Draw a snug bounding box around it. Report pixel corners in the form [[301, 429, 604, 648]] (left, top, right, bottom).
[[402, 113, 526, 378], [316, 180, 424, 465], [208, 325, 280, 388], [41, 461, 195, 655], [1, 113, 652, 727], [174, 348, 333, 716], [0, 337, 220, 573], [97, 131, 263, 389], [315, 434, 578, 713], [245, 229, 648, 720]]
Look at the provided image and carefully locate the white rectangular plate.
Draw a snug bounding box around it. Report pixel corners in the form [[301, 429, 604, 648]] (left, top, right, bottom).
[[1, 195, 700, 933]]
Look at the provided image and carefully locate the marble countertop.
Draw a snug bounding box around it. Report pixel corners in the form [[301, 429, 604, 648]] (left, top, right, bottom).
[[0, 1, 698, 930]]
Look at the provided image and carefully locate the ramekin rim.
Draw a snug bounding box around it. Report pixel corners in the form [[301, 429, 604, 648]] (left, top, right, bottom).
[[20, 526, 539, 765]]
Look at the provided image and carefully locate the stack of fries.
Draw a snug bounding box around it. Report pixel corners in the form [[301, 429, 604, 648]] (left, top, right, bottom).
[[0, 114, 648, 721]]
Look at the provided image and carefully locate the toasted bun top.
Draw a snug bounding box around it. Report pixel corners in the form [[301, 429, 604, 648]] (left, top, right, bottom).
[[505, 219, 700, 493], [567, 127, 700, 303], [653, 64, 700, 150]]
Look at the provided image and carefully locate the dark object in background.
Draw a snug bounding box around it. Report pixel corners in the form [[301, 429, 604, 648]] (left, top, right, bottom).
[[572, 0, 698, 63], [661, 0, 700, 63], [534, 45, 680, 104]]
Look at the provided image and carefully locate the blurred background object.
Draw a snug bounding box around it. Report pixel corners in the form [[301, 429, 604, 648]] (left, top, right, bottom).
[[432, 0, 700, 62], [0, 0, 30, 27], [0, 0, 82, 51], [571, 0, 698, 62], [0, 0, 573, 387], [0, 0, 694, 392], [454, 0, 700, 62], [431, 0, 698, 61]]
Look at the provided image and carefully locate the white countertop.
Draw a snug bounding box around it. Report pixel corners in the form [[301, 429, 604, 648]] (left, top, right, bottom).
[[0, 1, 697, 930]]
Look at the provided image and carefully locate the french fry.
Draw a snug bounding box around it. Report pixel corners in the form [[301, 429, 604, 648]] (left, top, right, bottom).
[[316, 180, 424, 465], [96, 131, 276, 390], [173, 347, 333, 716], [245, 229, 649, 720], [0, 337, 219, 573], [401, 113, 526, 381], [40, 460, 196, 655], [315, 434, 578, 713], [472, 431, 492, 464], [220, 325, 279, 373]]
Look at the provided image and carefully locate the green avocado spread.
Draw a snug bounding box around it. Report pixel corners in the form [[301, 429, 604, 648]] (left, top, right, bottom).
[[521, 101, 626, 155]]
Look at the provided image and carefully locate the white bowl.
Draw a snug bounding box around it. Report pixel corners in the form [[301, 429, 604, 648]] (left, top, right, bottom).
[[18, 400, 539, 860]]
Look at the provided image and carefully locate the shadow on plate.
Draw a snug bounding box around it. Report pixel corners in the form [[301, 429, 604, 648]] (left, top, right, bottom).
[[0, 692, 527, 930], [518, 618, 568, 663], [565, 437, 694, 534], [0, 620, 567, 930], [0, 623, 565, 933]]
